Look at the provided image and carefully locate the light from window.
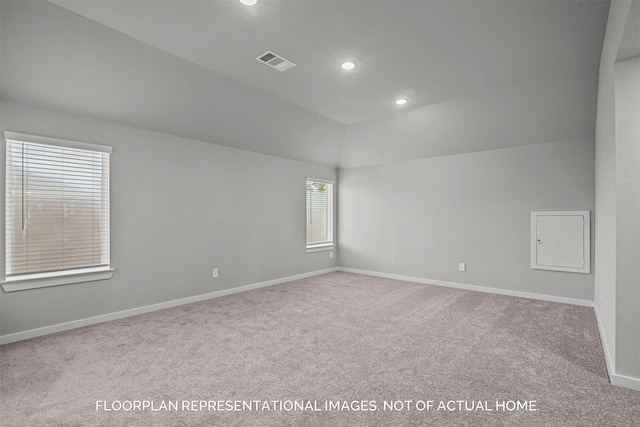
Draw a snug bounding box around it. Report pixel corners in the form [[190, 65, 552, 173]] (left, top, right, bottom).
[[4, 132, 111, 279], [306, 178, 333, 249]]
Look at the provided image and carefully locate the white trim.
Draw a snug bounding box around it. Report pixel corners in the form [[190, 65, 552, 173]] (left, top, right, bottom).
[[306, 244, 334, 253], [3, 134, 112, 288], [593, 303, 616, 382], [306, 177, 334, 185], [3, 131, 112, 153], [4, 267, 638, 391], [592, 304, 640, 391], [338, 267, 594, 307], [611, 372, 640, 392], [0, 268, 337, 345], [2, 268, 115, 292]]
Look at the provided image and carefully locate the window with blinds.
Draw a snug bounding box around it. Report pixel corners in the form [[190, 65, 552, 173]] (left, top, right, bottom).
[[306, 178, 333, 249], [4, 132, 111, 280]]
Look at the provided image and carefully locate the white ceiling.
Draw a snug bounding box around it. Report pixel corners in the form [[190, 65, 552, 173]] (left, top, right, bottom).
[[1, 1, 612, 167], [50, 0, 607, 125]]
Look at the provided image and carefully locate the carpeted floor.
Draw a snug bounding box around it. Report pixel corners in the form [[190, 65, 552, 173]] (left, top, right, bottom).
[[1, 272, 639, 426]]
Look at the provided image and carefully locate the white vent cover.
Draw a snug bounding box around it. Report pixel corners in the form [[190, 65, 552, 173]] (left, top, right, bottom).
[[256, 50, 296, 72]]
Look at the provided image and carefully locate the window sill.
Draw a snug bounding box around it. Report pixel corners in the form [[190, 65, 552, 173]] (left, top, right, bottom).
[[1, 268, 115, 292], [306, 244, 334, 253]]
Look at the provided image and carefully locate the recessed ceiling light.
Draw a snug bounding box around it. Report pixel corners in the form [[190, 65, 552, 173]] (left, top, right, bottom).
[[395, 98, 408, 105], [239, 0, 258, 6], [341, 61, 356, 70]]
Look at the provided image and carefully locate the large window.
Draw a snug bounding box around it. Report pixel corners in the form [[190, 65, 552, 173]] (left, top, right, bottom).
[[306, 178, 334, 251], [2, 132, 113, 291]]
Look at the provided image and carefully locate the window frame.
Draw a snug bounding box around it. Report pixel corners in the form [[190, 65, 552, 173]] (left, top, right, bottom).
[[1, 131, 114, 292], [306, 177, 334, 253]]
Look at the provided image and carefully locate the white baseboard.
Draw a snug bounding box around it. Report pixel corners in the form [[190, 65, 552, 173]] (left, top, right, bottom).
[[338, 267, 594, 307], [593, 305, 640, 392], [611, 372, 640, 392], [340, 267, 640, 392], [6, 266, 639, 392], [593, 303, 616, 382], [0, 267, 338, 345]]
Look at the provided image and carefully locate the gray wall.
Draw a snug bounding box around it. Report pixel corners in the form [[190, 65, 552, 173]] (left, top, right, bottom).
[[614, 57, 640, 378], [594, 0, 624, 368], [0, 101, 337, 336], [339, 138, 595, 301], [594, 0, 640, 382]]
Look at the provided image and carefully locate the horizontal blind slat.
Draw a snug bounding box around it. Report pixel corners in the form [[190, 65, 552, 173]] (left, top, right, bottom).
[[306, 180, 333, 246], [5, 138, 111, 277]]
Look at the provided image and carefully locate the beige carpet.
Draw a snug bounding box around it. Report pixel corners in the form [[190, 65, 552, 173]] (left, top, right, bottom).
[[1, 272, 639, 426]]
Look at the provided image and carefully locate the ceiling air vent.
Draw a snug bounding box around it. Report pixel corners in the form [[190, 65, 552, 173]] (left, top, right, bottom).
[[256, 50, 296, 72]]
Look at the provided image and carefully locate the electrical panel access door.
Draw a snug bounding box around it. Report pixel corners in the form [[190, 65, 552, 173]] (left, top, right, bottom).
[[531, 211, 590, 274]]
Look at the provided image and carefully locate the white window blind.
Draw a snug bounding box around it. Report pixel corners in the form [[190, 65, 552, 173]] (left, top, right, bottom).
[[4, 132, 111, 279], [306, 179, 333, 248]]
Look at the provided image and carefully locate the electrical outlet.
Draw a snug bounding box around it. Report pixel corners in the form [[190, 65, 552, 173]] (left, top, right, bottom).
[[212, 268, 219, 278], [329, 251, 334, 259], [458, 262, 466, 272]]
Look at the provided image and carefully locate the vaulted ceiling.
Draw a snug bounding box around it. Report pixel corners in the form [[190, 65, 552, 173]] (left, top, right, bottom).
[[1, 0, 611, 167]]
